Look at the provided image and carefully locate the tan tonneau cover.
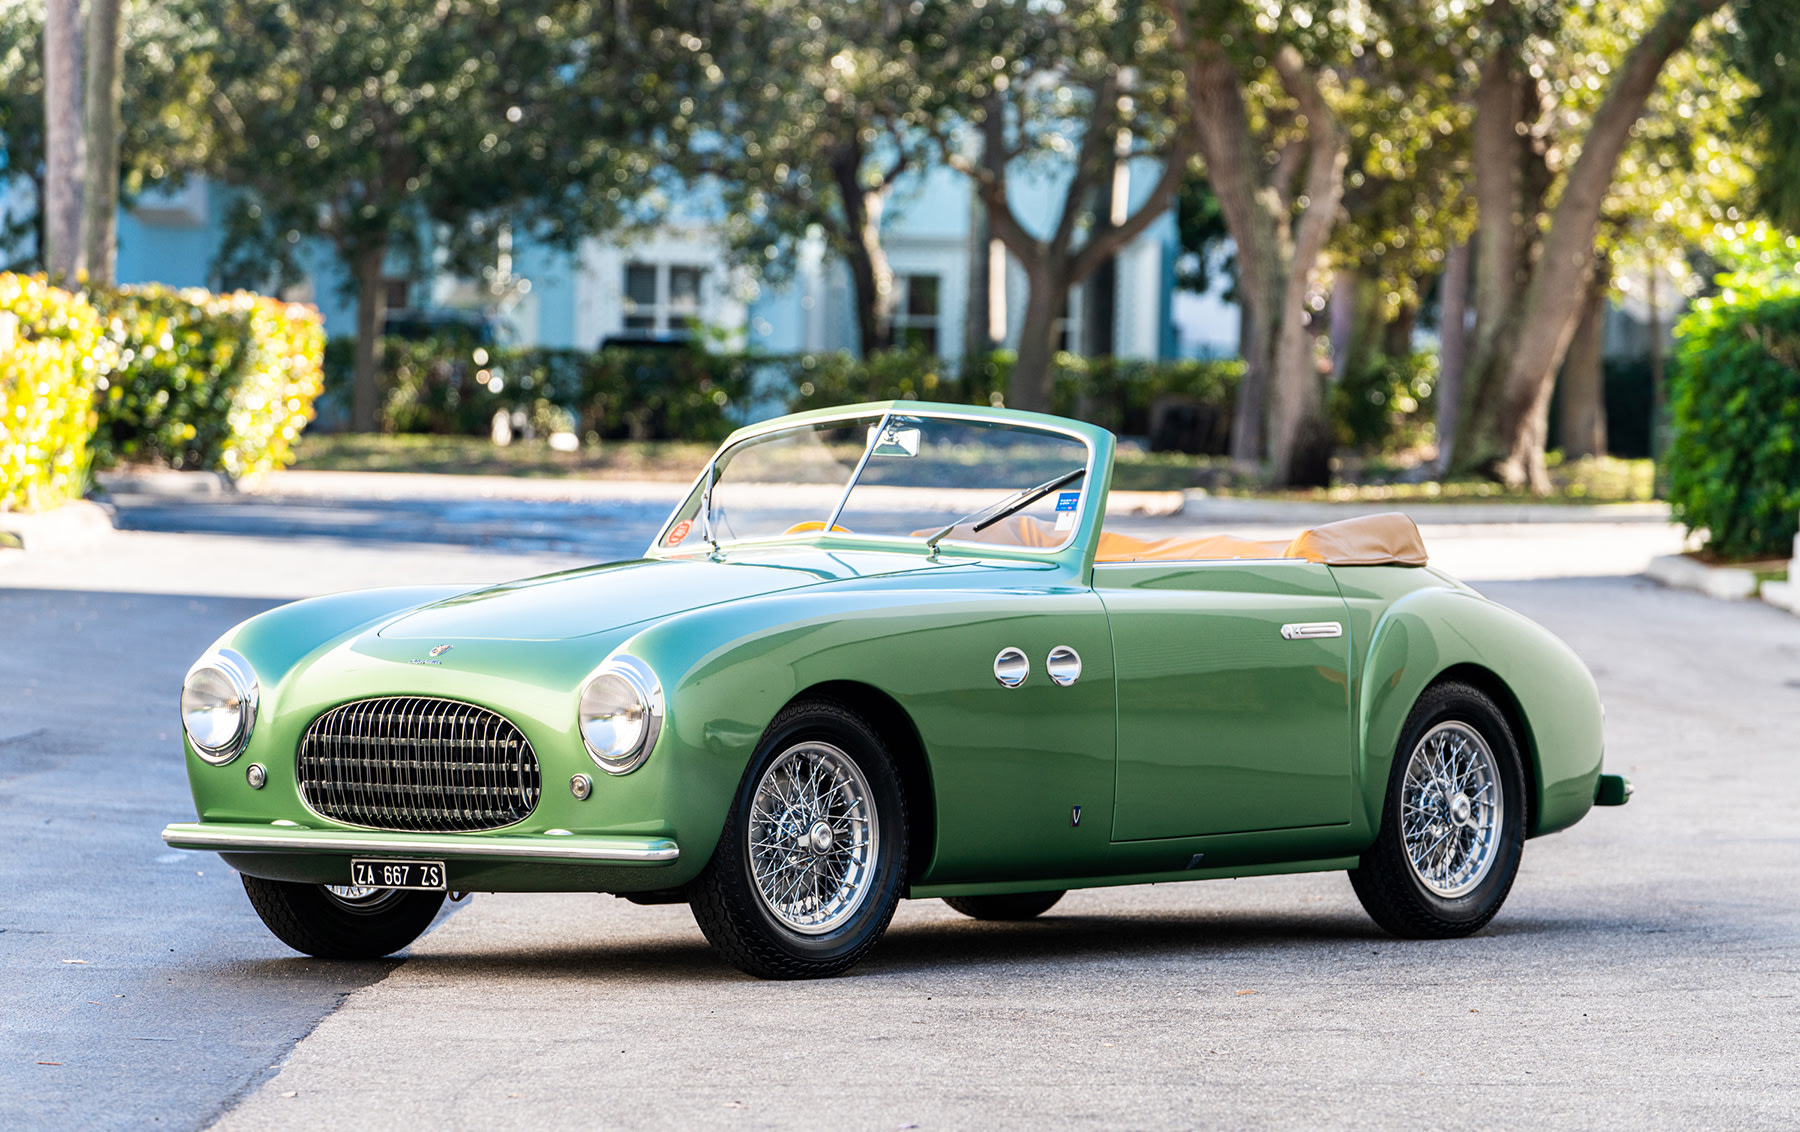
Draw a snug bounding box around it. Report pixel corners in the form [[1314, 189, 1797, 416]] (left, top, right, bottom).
[[1095, 511, 1428, 566], [934, 510, 1428, 566]]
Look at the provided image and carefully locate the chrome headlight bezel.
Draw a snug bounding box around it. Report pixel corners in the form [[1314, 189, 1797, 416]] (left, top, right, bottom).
[[578, 655, 664, 775], [181, 648, 259, 765]]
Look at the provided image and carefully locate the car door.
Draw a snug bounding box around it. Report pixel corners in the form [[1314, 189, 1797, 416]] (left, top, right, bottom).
[[888, 581, 1118, 885], [1094, 559, 1354, 842]]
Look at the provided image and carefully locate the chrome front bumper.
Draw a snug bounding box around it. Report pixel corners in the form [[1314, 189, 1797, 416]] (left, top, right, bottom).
[[160, 822, 680, 864]]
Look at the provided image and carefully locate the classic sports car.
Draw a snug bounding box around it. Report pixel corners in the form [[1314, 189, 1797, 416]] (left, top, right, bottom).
[[164, 402, 1631, 978]]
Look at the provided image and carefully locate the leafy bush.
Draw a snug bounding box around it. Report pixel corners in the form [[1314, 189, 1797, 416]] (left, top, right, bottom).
[[0, 275, 110, 511], [1051, 354, 1243, 451], [326, 337, 1244, 448], [89, 286, 324, 477], [1666, 282, 1800, 560], [1332, 351, 1438, 454]]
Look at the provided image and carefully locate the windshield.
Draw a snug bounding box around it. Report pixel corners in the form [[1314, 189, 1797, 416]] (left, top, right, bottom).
[[654, 411, 1093, 555]]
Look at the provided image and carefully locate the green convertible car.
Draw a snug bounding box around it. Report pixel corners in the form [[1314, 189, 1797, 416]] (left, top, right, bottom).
[[164, 402, 1630, 978]]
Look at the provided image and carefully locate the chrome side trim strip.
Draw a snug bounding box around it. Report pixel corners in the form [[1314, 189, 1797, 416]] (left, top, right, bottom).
[[1280, 622, 1343, 640], [161, 823, 680, 863]]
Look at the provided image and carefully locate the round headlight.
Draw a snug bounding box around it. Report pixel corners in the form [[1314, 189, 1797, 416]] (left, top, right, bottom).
[[579, 655, 663, 775], [181, 648, 258, 764]]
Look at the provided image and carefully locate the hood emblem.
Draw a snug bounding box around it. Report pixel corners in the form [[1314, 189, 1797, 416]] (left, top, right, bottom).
[[429, 644, 454, 657], [411, 643, 454, 666]]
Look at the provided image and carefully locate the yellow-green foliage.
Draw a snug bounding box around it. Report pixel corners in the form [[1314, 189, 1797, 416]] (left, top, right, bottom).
[[0, 275, 111, 512], [90, 285, 324, 478], [230, 293, 326, 477]]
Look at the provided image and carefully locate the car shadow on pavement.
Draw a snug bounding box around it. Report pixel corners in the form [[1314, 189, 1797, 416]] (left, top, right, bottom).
[[351, 904, 1630, 987]]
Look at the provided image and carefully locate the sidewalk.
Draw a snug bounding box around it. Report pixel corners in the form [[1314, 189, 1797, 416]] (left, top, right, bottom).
[[106, 468, 1672, 526]]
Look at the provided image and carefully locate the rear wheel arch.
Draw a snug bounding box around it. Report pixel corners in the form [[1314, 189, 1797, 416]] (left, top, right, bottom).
[[1429, 663, 1539, 837], [788, 680, 937, 884]]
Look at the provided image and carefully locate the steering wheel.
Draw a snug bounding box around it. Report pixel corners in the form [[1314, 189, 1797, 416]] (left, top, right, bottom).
[[782, 521, 853, 535]]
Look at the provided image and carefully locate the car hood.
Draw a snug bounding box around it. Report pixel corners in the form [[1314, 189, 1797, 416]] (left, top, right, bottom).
[[376, 550, 943, 642]]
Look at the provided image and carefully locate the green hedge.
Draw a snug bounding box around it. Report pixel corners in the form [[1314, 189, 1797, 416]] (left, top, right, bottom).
[[329, 338, 1246, 451], [0, 275, 110, 512], [90, 286, 325, 477], [1666, 282, 1800, 560], [1332, 351, 1438, 454]]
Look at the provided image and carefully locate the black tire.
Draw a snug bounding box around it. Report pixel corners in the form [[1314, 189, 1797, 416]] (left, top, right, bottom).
[[241, 874, 445, 959], [1349, 680, 1527, 939], [942, 891, 1066, 921], [688, 699, 908, 979]]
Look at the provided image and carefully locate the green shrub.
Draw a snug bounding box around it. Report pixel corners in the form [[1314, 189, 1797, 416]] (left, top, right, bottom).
[[1050, 354, 1243, 448], [1332, 351, 1438, 454], [1666, 282, 1800, 560], [89, 285, 324, 477], [0, 274, 110, 512], [325, 336, 1244, 447], [580, 347, 755, 442]]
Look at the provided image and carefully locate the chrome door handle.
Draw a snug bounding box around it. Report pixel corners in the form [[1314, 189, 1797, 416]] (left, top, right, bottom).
[[1280, 622, 1342, 640]]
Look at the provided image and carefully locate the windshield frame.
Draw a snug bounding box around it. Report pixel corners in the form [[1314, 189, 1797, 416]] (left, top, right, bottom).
[[647, 403, 1104, 561]]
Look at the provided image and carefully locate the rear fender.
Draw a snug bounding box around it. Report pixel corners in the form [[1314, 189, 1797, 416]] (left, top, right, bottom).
[[1358, 587, 1604, 839]]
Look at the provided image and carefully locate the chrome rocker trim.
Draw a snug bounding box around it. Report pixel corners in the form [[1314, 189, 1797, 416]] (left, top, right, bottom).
[[161, 822, 680, 863]]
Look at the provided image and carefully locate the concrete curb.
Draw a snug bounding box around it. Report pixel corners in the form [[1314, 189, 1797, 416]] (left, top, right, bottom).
[[1181, 494, 1671, 525], [1645, 553, 1759, 600], [1761, 580, 1800, 614], [0, 499, 117, 551], [95, 469, 232, 498]]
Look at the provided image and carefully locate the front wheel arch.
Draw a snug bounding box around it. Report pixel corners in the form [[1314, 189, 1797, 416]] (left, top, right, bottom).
[[788, 680, 936, 885]]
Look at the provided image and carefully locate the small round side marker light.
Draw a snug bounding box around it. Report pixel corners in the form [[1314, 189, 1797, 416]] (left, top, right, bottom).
[[570, 773, 593, 801], [245, 763, 267, 790]]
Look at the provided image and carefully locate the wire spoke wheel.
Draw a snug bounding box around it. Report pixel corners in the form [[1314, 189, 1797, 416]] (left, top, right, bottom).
[[1400, 721, 1504, 898], [746, 740, 879, 935], [321, 884, 404, 913]]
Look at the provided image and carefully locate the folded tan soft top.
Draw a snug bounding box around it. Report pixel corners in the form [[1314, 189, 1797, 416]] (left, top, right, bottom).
[[1096, 511, 1428, 565], [926, 510, 1428, 566]]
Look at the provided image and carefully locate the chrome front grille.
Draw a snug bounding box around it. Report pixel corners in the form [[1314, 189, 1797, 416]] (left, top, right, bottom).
[[297, 697, 541, 832]]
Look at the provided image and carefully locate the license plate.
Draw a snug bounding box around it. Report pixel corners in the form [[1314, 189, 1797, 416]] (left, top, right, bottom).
[[349, 858, 446, 891]]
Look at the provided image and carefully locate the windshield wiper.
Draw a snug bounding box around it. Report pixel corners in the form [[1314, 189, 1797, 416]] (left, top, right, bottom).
[[923, 467, 1086, 557]]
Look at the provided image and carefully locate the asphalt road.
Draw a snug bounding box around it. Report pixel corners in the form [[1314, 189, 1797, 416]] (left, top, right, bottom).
[[7, 484, 1790, 1130]]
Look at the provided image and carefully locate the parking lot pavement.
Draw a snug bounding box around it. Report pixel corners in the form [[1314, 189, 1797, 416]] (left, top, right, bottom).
[[0, 540, 587, 1132], [0, 486, 1753, 1131]]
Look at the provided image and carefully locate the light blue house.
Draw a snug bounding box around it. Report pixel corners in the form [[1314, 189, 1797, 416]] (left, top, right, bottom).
[[107, 158, 1240, 365]]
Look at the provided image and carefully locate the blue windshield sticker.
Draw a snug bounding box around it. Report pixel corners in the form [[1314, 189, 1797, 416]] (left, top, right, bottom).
[[1055, 492, 1080, 512]]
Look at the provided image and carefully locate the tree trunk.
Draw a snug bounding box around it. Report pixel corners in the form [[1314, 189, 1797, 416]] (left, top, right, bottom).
[[964, 190, 992, 362], [1263, 48, 1347, 488], [828, 140, 895, 358], [83, 0, 124, 287], [42, 0, 86, 285], [1009, 265, 1065, 413], [1647, 254, 1666, 458], [352, 242, 389, 433], [1434, 239, 1471, 472], [1327, 268, 1359, 381], [1179, 38, 1276, 465], [1559, 258, 1609, 460], [1382, 299, 1417, 359], [1460, 0, 1725, 491]]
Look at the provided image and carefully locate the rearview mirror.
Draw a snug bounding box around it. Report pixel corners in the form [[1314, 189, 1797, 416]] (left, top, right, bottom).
[[870, 424, 921, 458]]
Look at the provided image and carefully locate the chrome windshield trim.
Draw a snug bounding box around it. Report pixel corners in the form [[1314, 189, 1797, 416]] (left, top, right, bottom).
[[647, 405, 1100, 559], [161, 823, 680, 863], [824, 408, 893, 533]]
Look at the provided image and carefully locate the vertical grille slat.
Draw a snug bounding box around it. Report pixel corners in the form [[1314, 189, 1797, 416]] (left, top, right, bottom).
[[297, 696, 540, 832]]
